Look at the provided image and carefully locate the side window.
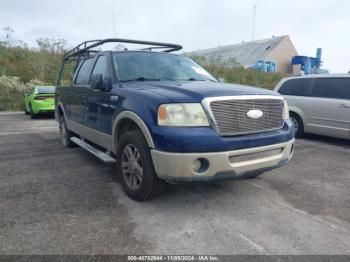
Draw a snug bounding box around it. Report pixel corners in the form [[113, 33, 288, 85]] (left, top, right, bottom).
[[278, 79, 313, 96], [313, 78, 350, 100], [75, 58, 95, 85], [91, 56, 107, 81]]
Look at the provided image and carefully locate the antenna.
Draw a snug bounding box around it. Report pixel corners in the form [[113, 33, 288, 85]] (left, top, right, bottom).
[[112, 13, 117, 37], [252, 4, 256, 41]]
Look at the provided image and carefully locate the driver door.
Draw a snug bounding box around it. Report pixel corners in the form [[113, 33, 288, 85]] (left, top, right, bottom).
[[86, 55, 114, 134]]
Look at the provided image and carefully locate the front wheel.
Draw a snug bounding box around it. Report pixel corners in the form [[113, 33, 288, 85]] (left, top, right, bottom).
[[117, 130, 165, 201], [58, 115, 75, 147], [290, 113, 304, 138]]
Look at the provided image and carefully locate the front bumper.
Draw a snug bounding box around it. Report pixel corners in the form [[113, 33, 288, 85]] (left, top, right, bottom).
[[151, 139, 294, 182]]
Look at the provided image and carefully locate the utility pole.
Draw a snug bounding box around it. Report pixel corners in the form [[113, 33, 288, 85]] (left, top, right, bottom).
[[252, 4, 256, 41]]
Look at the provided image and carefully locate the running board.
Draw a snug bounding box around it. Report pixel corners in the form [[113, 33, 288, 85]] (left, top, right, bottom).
[[70, 137, 116, 164]]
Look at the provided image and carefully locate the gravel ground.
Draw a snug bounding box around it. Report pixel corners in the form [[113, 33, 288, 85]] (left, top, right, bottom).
[[0, 112, 349, 255]]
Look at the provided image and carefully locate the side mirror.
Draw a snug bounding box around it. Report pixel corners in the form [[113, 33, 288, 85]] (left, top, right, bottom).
[[103, 76, 112, 91], [218, 77, 225, 83], [91, 74, 103, 90], [91, 74, 112, 91]]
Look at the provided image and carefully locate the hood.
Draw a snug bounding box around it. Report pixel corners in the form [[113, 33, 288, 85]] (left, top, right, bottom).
[[120, 81, 280, 103]]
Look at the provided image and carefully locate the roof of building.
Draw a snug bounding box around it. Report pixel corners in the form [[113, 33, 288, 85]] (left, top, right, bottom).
[[186, 35, 290, 66]]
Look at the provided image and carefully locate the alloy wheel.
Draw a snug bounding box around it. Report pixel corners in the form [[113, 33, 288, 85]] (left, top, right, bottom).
[[291, 116, 299, 133], [121, 144, 143, 190]]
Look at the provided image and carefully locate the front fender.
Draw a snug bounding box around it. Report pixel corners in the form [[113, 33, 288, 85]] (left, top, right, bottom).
[[112, 111, 155, 153]]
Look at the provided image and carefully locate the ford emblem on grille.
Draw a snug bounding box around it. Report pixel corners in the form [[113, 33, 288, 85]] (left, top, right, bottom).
[[247, 109, 263, 119]]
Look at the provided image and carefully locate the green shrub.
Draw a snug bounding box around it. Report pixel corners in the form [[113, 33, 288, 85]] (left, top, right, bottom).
[[189, 55, 284, 90], [0, 75, 44, 111]]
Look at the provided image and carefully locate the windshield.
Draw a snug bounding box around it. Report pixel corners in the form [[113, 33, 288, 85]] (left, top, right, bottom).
[[112, 52, 217, 82], [37, 86, 55, 94]]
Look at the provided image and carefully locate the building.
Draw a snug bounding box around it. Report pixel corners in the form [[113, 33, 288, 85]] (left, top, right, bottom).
[[186, 35, 298, 74]]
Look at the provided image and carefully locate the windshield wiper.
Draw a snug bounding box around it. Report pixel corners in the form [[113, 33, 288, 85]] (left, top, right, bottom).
[[121, 77, 161, 82], [160, 77, 176, 81], [186, 77, 218, 82], [181, 77, 205, 81]]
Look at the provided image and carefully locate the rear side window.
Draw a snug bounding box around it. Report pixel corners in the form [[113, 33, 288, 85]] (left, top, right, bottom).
[[75, 58, 95, 85], [313, 78, 350, 100], [37, 86, 55, 94], [278, 78, 313, 96]]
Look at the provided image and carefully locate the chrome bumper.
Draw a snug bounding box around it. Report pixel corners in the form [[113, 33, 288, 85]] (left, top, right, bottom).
[[151, 139, 295, 182]]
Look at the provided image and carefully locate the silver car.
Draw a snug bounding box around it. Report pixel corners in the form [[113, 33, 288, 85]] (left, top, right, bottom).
[[275, 74, 350, 139]]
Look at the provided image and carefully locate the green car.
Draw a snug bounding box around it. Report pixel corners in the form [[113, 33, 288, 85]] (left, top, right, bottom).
[[24, 86, 55, 118]]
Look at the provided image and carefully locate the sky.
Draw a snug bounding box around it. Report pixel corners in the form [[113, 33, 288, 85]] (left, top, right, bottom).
[[1, 0, 349, 73]]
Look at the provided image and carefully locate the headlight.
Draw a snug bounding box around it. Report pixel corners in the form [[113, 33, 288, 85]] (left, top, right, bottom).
[[283, 100, 290, 120], [158, 103, 210, 126]]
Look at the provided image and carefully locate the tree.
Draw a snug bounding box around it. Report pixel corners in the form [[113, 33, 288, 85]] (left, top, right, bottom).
[[2, 26, 15, 47]]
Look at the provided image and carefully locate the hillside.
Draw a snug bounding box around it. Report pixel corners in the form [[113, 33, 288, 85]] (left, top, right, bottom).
[[0, 37, 283, 111]]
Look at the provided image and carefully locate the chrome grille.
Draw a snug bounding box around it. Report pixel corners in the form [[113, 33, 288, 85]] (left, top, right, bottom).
[[209, 97, 284, 135]]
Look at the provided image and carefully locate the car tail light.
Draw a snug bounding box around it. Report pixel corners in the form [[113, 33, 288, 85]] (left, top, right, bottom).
[[34, 96, 54, 100]]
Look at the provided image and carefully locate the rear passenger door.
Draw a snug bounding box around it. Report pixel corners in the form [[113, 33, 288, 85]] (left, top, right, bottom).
[[309, 78, 350, 139], [70, 57, 96, 124]]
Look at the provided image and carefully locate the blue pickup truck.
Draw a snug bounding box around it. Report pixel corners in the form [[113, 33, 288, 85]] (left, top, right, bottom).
[[55, 39, 295, 201]]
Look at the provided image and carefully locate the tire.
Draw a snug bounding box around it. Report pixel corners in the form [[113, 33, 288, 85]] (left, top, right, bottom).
[[24, 106, 29, 115], [290, 113, 304, 138], [117, 130, 165, 201], [58, 114, 75, 147], [29, 104, 37, 119]]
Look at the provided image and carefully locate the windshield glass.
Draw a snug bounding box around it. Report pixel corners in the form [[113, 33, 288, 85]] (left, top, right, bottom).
[[112, 52, 217, 82], [37, 86, 55, 94]]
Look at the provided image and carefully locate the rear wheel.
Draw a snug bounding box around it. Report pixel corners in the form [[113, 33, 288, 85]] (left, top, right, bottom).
[[24, 105, 29, 115], [117, 130, 165, 201], [290, 113, 304, 138], [29, 104, 37, 119], [59, 114, 75, 147]]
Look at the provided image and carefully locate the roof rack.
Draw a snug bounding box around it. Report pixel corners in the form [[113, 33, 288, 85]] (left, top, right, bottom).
[[63, 38, 183, 61], [57, 38, 183, 85]]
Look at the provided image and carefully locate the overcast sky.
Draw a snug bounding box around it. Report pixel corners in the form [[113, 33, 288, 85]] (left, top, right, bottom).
[[1, 0, 349, 72]]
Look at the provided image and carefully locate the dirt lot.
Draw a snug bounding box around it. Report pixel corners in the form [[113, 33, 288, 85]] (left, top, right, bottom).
[[0, 112, 349, 255]]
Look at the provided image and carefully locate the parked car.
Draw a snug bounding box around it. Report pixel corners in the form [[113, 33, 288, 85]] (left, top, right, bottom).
[[275, 74, 350, 139], [24, 86, 55, 118], [55, 39, 295, 201]]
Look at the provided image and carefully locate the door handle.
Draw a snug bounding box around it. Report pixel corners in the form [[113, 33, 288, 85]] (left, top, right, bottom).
[[82, 94, 88, 107], [338, 104, 350, 108], [110, 95, 119, 102]]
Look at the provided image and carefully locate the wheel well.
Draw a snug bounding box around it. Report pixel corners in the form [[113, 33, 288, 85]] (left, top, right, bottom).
[[290, 111, 301, 120], [117, 118, 141, 143]]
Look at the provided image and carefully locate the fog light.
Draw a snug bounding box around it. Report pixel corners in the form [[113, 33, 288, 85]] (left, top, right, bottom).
[[191, 158, 209, 174], [192, 159, 201, 172]]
